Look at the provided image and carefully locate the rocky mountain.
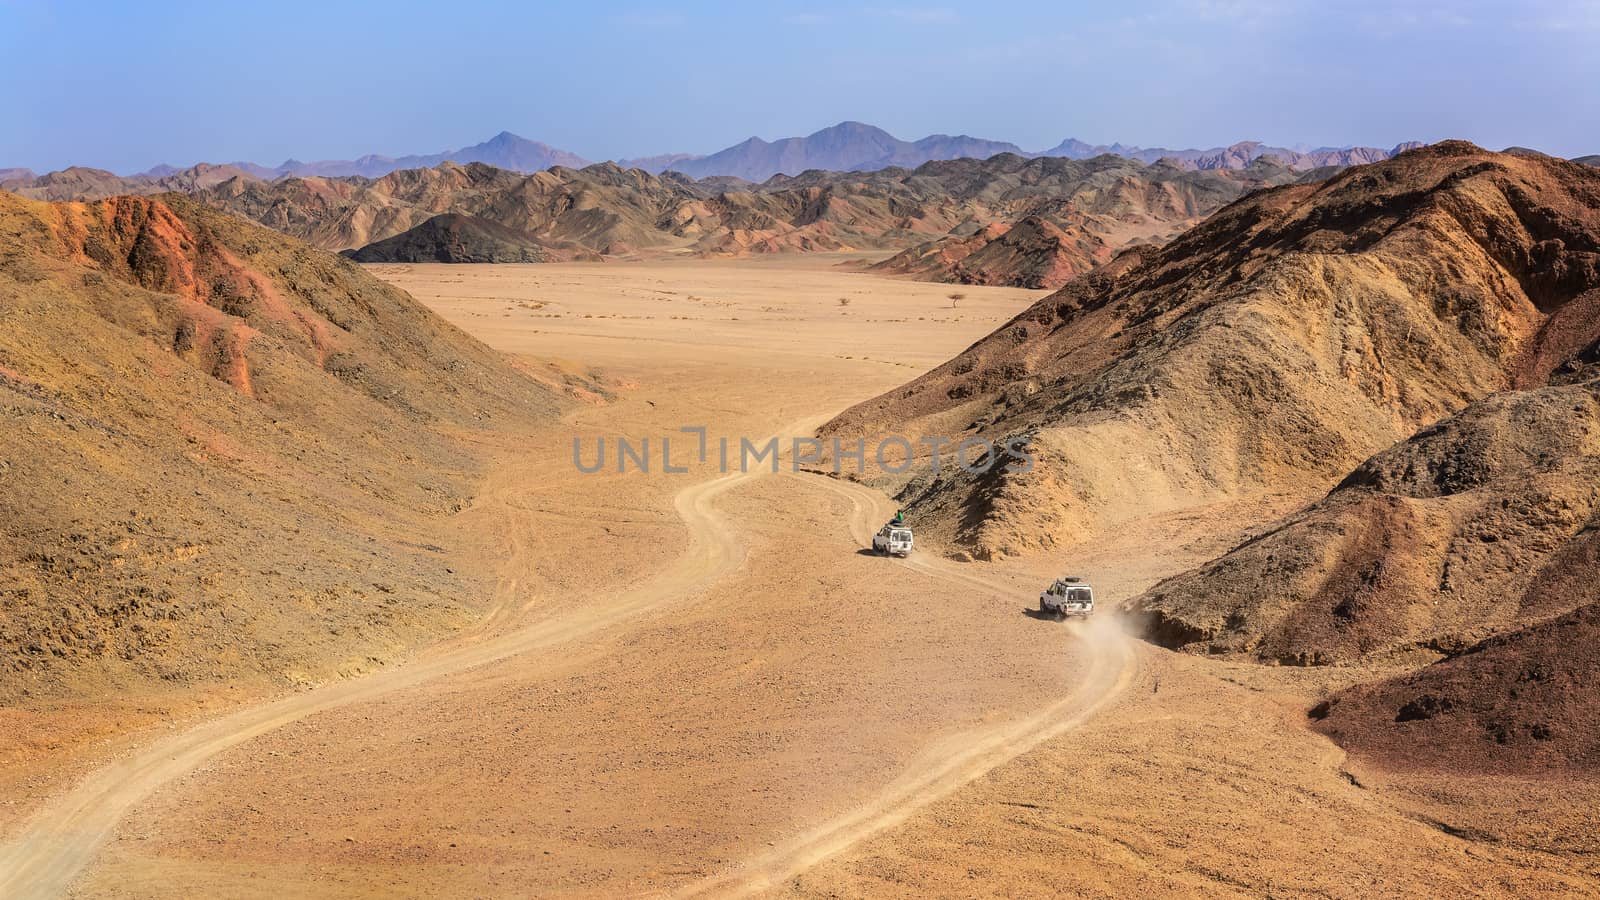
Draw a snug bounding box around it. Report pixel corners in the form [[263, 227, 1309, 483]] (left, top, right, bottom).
[[1577, 155, 1600, 167], [820, 143, 1600, 566], [268, 131, 591, 178], [1133, 380, 1600, 665], [177, 161, 707, 254], [637, 125, 1421, 180], [1131, 363, 1600, 777], [6, 133, 591, 197], [194, 160, 531, 251], [2, 166, 142, 201], [656, 122, 1026, 181], [1313, 593, 1600, 775], [0, 191, 559, 700], [178, 153, 1300, 283], [865, 154, 1298, 289], [941, 216, 1112, 288], [10, 125, 1439, 194], [618, 152, 705, 174], [3, 133, 1441, 292], [1038, 138, 1426, 171], [870, 215, 1115, 289], [4, 163, 268, 202], [343, 212, 599, 263], [9, 124, 1434, 218], [822, 140, 1600, 775], [1286, 380, 1600, 776]]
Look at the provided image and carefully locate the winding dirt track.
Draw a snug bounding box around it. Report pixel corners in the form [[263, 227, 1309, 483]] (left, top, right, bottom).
[[669, 476, 1137, 898], [0, 444, 1134, 899], [0, 435, 759, 898], [678, 637, 1134, 898]]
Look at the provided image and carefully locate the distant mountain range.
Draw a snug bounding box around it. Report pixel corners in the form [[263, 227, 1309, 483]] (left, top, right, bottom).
[[10, 130, 1594, 292], [10, 122, 1594, 195], [29, 151, 1296, 290], [621, 122, 1027, 180], [1037, 136, 1428, 171], [621, 123, 1428, 180], [199, 131, 587, 180], [7, 122, 1448, 186]]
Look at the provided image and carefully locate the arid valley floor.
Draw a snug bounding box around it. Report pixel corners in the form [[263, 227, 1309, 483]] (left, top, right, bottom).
[[1, 254, 1594, 898]]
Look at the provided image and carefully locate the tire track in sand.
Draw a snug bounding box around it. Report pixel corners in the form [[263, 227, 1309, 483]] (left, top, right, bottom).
[[670, 474, 1139, 899], [0, 421, 816, 900]]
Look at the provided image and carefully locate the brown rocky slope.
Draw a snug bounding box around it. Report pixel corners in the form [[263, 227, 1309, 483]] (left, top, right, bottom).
[[1131, 379, 1600, 665], [3, 163, 267, 202], [194, 161, 529, 252], [872, 214, 1119, 289], [821, 143, 1600, 561], [863, 155, 1299, 288], [1311, 593, 1600, 775], [1130, 375, 1600, 774], [0, 190, 557, 703]]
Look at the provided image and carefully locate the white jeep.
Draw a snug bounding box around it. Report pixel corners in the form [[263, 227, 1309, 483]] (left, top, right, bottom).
[[1040, 578, 1094, 618], [872, 523, 914, 557]]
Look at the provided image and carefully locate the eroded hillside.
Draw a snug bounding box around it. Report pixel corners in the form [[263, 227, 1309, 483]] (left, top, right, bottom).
[[0, 191, 557, 702], [1132, 380, 1600, 665], [821, 143, 1600, 562]]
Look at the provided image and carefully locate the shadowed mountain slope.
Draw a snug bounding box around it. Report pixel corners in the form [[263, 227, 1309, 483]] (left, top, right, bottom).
[[1312, 593, 1600, 775], [341, 213, 599, 263]]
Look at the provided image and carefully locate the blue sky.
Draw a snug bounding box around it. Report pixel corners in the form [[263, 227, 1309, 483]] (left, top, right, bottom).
[[4, 0, 1598, 173]]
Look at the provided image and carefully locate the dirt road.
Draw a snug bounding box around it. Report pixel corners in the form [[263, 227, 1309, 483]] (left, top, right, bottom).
[[0, 450, 1134, 899], [662, 472, 1138, 898], [0, 440, 744, 897], [679, 627, 1133, 899], [677, 609, 1135, 897]]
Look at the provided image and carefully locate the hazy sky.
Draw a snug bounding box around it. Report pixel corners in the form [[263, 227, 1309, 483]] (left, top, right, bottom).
[[5, 0, 1598, 173]]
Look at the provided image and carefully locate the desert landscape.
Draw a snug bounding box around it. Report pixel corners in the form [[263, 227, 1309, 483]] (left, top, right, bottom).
[[2, 143, 1598, 899], [3, 4, 1599, 895]]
